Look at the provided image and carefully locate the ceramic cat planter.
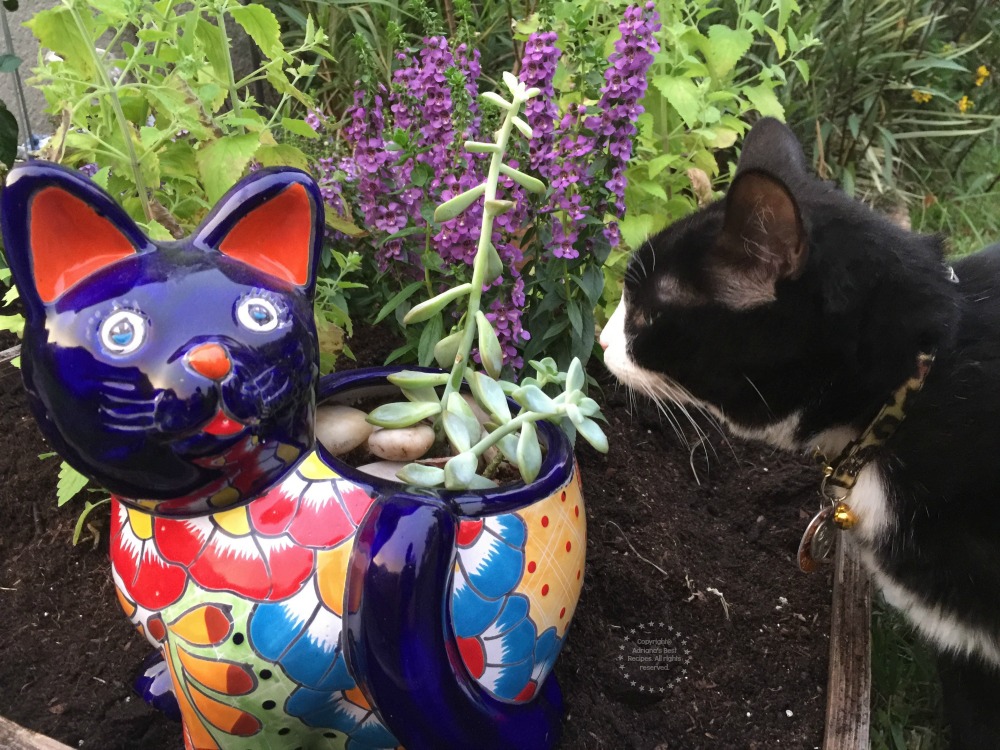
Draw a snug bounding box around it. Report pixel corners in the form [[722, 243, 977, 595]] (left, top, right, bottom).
[[1, 162, 585, 750]]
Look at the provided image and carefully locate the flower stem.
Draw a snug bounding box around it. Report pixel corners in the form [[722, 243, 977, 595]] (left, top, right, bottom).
[[439, 94, 525, 407], [67, 2, 152, 222]]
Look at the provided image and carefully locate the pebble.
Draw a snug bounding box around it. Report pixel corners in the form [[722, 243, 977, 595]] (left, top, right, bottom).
[[357, 461, 409, 483], [315, 405, 373, 456], [368, 423, 435, 462]]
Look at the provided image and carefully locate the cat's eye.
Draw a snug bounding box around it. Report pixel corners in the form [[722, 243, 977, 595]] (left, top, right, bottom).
[[236, 297, 280, 332], [100, 311, 146, 355]]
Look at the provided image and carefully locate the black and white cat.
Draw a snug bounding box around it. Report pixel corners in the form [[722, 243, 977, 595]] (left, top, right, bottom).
[[600, 117, 1000, 749]]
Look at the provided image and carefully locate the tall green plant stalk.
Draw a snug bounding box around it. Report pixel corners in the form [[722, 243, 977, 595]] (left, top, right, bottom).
[[66, 2, 152, 221], [366, 71, 608, 491]]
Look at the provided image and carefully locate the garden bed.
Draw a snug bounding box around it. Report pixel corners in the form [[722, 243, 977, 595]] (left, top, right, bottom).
[[0, 327, 832, 749]]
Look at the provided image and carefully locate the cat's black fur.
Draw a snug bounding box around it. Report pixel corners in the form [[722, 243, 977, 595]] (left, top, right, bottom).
[[607, 117, 1000, 749]]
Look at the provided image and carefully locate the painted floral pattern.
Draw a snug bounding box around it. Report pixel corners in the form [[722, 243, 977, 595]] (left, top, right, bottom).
[[111, 450, 585, 748]]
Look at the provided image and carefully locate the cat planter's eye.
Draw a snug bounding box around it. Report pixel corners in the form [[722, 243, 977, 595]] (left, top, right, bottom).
[[236, 296, 281, 332], [100, 310, 147, 355]]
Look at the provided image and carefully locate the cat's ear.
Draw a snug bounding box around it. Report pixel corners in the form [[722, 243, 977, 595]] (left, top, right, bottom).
[[0, 161, 151, 319], [736, 118, 808, 178], [193, 169, 324, 298], [716, 169, 807, 284]]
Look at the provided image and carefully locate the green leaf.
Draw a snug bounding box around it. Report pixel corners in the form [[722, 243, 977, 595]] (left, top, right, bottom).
[[417, 314, 443, 367], [404, 283, 472, 325], [443, 412, 473, 452], [435, 183, 486, 222], [485, 241, 504, 281], [475, 311, 504, 379], [194, 16, 230, 82], [0, 54, 21, 72], [468, 371, 511, 423], [448, 392, 481, 446], [57, 462, 90, 507], [89, 0, 129, 21], [0, 313, 24, 335], [229, 3, 285, 61], [700, 25, 753, 79], [565, 358, 585, 393], [0, 105, 17, 168], [444, 451, 478, 489], [576, 417, 609, 453], [498, 433, 519, 464], [367, 400, 441, 429], [72, 498, 110, 546], [196, 133, 261, 203], [516, 421, 542, 483], [395, 463, 445, 488], [499, 163, 545, 194], [654, 76, 701, 127], [388, 370, 452, 389], [744, 83, 785, 119], [579, 397, 601, 418], [374, 280, 424, 324], [255, 143, 311, 172], [26, 7, 96, 78], [281, 117, 320, 139], [434, 331, 463, 369], [512, 384, 556, 414]]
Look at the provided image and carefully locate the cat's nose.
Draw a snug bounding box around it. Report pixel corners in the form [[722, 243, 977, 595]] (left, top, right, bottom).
[[186, 343, 232, 381]]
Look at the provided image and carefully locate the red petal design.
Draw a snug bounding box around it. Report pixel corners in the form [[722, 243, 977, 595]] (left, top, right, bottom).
[[286, 491, 355, 547], [247, 486, 297, 536], [457, 636, 486, 679], [338, 480, 376, 525], [457, 519, 484, 547], [154, 517, 209, 566], [186, 536, 314, 600]]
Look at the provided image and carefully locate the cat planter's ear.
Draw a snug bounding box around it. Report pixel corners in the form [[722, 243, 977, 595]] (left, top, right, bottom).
[[736, 118, 808, 178], [1, 161, 151, 319], [193, 168, 324, 298], [715, 169, 807, 297]]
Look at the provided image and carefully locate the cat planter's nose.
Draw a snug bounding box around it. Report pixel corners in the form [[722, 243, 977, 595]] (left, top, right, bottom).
[[186, 343, 231, 381]]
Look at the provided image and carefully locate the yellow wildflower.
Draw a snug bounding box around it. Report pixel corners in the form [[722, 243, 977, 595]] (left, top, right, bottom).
[[911, 89, 933, 104], [958, 95, 974, 113], [975, 65, 990, 87]]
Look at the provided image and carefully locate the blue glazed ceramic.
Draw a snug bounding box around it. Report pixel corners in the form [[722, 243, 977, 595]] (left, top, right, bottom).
[[2, 162, 586, 750]]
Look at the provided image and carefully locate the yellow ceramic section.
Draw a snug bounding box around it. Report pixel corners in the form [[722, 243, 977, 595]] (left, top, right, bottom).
[[127, 506, 154, 540], [213, 505, 252, 536], [299, 450, 337, 481], [515, 466, 586, 639], [316, 538, 354, 616]]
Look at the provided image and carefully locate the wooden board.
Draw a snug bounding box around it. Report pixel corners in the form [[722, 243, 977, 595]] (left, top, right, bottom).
[[0, 716, 73, 750], [822, 537, 872, 750]]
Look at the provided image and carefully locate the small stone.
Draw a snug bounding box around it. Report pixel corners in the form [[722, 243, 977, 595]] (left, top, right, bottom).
[[315, 405, 373, 456], [357, 461, 409, 483], [368, 423, 435, 462]]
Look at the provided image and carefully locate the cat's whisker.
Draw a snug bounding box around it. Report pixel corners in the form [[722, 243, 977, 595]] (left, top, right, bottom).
[[742, 374, 773, 418]]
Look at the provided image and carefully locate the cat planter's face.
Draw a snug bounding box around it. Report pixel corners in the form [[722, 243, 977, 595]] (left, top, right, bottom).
[[2, 163, 325, 515]]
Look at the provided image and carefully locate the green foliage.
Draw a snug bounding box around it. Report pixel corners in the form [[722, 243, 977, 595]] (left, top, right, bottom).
[[56, 460, 90, 507], [778, 0, 999, 204], [27, 0, 330, 234], [870, 598, 948, 750], [265, 0, 523, 115], [620, 0, 817, 250], [372, 74, 608, 490]]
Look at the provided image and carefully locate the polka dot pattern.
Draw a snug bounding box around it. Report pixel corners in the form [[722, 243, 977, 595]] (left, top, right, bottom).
[[514, 465, 586, 638]]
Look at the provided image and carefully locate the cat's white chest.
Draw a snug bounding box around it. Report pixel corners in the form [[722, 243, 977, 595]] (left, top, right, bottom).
[[850, 468, 1000, 667]]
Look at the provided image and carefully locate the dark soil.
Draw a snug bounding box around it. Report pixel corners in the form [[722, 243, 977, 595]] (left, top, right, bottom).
[[0, 327, 832, 749]]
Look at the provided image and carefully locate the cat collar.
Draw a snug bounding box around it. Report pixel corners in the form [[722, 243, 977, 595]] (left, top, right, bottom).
[[797, 352, 935, 572]]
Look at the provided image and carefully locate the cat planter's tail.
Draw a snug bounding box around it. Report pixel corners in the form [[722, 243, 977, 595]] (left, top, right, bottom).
[[344, 493, 563, 750]]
